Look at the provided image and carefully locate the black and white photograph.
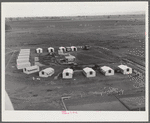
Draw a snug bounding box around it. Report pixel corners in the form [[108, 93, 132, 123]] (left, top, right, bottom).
[[2, 1, 149, 122]]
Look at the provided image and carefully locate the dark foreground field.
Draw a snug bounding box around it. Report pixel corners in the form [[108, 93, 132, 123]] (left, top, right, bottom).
[[5, 14, 145, 110]]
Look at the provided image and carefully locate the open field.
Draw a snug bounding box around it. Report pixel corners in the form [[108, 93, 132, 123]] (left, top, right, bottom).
[[5, 14, 145, 110], [64, 95, 128, 111]]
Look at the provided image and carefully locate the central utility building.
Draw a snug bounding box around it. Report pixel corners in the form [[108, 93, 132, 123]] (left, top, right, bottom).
[[65, 55, 76, 63]]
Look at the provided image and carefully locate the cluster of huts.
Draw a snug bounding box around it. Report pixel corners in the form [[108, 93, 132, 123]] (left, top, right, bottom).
[[16, 49, 55, 77], [23, 65, 55, 77], [16, 48, 132, 79], [35, 46, 78, 54], [62, 65, 132, 79], [36, 47, 55, 53], [36, 46, 77, 64]]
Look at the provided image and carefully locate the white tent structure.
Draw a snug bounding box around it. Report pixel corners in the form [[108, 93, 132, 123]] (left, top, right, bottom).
[[39, 67, 54, 77], [118, 65, 132, 74], [62, 68, 73, 79], [23, 65, 39, 74], [17, 58, 29, 63], [18, 55, 30, 59], [19, 49, 30, 55], [59, 47, 66, 52], [36, 48, 43, 53], [20, 49, 30, 51], [48, 47, 54, 53], [20, 50, 30, 53], [17, 62, 31, 69], [18, 52, 30, 56], [20, 49, 30, 53], [83, 67, 96, 78], [100, 66, 114, 76], [71, 46, 77, 51]]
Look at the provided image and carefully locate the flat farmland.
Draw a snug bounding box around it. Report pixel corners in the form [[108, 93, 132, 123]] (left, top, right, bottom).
[[5, 14, 145, 110]]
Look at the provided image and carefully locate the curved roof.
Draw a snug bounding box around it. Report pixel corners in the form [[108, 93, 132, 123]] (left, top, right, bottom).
[[101, 66, 113, 71], [18, 55, 30, 58], [59, 46, 66, 49], [71, 46, 77, 48], [20, 49, 30, 51], [41, 67, 54, 73], [36, 48, 42, 50], [83, 67, 95, 73], [17, 62, 30, 66], [65, 55, 75, 59], [63, 68, 73, 74], [118, 65, 130, 70], [48, 47, 54, 49]]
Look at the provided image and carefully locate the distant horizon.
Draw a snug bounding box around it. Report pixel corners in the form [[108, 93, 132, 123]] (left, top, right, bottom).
[[2, 2, 147, 18], [5, 11, 145, 18]]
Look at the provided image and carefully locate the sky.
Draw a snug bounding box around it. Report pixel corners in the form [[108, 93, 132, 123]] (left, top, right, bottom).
[[2, 2, 147, 17]]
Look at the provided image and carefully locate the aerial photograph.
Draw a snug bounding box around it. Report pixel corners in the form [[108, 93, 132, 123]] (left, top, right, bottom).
[[4, 2, 147, 111]]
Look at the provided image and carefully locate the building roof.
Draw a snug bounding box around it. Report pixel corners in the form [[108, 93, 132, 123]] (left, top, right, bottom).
[[83, 67, 95, 73], [36, 48, 42, 50], [20, 50, 30, 52], [25, 65, 39, 70], [19, 52, 30, 54], [20, 51, 30, 54], [63, 68, 73, 74], [71, 46, 77, 48], [41, 67, 54, 73], [17, 62, 30, 66], [59, 47, 66, 49], [118, 65, 130, 70], [65, 55, 75, 59], [17, 58, 29, 61], [20, 49, 30, 51], [101, 66, 113, 72], [19, 52, 30, 55], [18, 55, 29, 58], [48, 47, 54, 49]]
